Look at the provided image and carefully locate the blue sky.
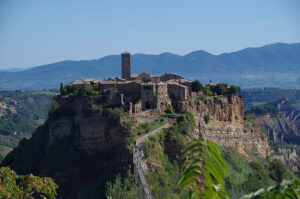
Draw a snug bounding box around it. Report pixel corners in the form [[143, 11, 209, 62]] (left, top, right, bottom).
[[0, 0, 299, 69]]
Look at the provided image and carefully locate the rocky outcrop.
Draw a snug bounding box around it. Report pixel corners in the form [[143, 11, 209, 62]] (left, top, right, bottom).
[[2, 97, 133, 198], [258, 112, 300, 144], [253, 98, 300, 175], [183, 95, 270, 158], [273, 147, 300, 175]]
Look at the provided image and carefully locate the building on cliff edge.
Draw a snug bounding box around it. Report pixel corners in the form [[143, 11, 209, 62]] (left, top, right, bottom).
[[70, 52, 227, 114]]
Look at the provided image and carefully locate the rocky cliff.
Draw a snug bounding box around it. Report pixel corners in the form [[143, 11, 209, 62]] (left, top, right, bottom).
[[181, 95, 270, 159], [254, 98, 300, 175], [1, 94, 272, 198], [1, 96, 133, 198]]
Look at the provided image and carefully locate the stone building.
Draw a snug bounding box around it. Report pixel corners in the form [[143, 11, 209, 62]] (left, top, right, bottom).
[[71, 52, 193, 113]]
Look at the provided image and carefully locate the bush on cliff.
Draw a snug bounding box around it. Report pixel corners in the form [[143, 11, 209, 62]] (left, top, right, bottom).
[[61, 84, 96, 97], [216, 83, 226, 95], [204, 86, 213, 96], [0, 167, 58, 199], [229, 85, 242, 94], [268, 159, 295, 182], [192, 80, 204, 92]]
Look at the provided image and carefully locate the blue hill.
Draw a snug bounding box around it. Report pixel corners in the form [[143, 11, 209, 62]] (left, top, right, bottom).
[[0, 43, 299, 90]]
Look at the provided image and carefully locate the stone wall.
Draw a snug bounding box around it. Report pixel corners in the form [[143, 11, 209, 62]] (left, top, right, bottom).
[[141, 84, 156, 110], [167, 83, 188, 101], [117, 82, 141, 103]]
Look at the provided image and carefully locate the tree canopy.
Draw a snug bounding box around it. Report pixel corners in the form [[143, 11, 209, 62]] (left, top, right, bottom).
[[192, 80, 204, 92], [216, 84, 226, 95], [0, 167, 58, 199], [229, 85, 241, 94]]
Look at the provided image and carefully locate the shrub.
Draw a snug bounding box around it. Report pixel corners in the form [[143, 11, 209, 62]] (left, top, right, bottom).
[[102, 107, 125, 123], [229, 85, 242, 94], [61, 84, 96, 98], [203, 114, 210, 124], [165, 105, 174, 114], [269, 160, 294, 182], [216, 83, 226, 95], [204, 86, 213, 96], [192, 80, 203, 92], [0, 167, 58, 199]]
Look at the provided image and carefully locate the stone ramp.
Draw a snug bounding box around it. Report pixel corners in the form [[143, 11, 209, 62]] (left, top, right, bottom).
[[133, 122, 171, 199]]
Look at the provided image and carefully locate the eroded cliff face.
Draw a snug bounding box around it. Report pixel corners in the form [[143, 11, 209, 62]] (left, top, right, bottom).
[[254, 99, 300, 175], [273, 147, 300, 175], [181, 95, 270, 159], [258, 112, 300, 144], [2, 97, 133, 198]]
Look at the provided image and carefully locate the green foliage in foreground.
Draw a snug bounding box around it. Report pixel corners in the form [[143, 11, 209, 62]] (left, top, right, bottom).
[[178, 138, 230, 199], [241, 179, 300, 199], [0, 167, 58, 199]]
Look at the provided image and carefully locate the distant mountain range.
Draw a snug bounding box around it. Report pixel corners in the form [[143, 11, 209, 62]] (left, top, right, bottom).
[[0, 42, 300, 90]]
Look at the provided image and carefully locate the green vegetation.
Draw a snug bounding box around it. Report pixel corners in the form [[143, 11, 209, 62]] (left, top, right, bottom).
[[241, 179, 300, 199], [0, 167, 58, 199], [204, 86, 213, 96], [241, 88, 300, 110], [134, 121, 166, 136], [245, 103, 279, 116], [216, 84, 226, 95], [192, 94, 206, 102], [178, 138, 230, 199], [203, 115, 210, 124], [107, 112, 196, 199], [61, 84, 99, 97], [229, 85, 241, 94], [220, 148, 296, 198], [192, 80, 204, 92], [161, 113, 178, 119], [0, 90, 56, 160], [165, 105, 175, 114]]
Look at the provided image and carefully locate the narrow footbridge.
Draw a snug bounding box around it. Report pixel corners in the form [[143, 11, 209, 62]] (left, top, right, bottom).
[[133, 122, 170, 199]]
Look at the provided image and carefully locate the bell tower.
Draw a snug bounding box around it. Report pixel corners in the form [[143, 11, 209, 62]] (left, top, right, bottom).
[[121, 52, 131, 80]]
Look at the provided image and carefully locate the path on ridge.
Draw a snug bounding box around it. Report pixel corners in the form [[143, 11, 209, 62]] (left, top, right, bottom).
[[133, 121, 172, 199]]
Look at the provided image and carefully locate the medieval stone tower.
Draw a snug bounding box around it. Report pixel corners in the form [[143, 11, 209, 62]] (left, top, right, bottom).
[[121, 52, 131, 80]]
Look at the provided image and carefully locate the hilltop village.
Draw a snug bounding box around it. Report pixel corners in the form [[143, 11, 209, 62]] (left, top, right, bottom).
[[70, 52, 230, 114]]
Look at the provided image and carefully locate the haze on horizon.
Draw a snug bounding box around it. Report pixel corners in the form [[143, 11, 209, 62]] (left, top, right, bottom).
[[0, 0, 300, 69]]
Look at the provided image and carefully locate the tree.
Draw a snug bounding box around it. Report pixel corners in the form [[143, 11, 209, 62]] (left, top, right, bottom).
[[192, 80, 204, 92], [229, 85, 241, 94], [0, 167, 58, 199], [216, 84, 226, 95], [178, 138, 230, 199], [204, 86, 213, 96], [60, 83, 63, 95]]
